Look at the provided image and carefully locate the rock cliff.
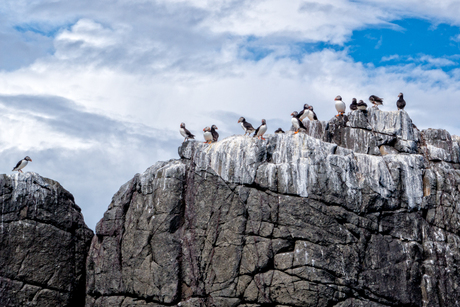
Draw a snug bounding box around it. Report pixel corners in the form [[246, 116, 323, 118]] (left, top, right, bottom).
[[0, 172, 94, 307], [86, 109, 460, 307]]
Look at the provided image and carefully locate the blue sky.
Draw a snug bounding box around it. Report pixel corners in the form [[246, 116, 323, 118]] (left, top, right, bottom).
[[1, 0, 460, 230]]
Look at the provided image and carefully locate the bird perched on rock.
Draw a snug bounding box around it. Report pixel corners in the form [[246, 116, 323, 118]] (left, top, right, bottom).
[[238, 117, 256, 136], [297, 104, 310, 122], [180, 123, 195, 142], [291, 111, 306, 134], [211, 125, 219, 142], [275, 128, 285, 134], [12, 156, 32, 173], [397, 92, 406, 110], [369, 95, 383, 109], [307, 105, 318, 121], [350, 98, 358, 111], [254, 119, 267, 140], [357, 100, 367, 111], [203, 127, 213, 144], [335, 95, 346, 117]]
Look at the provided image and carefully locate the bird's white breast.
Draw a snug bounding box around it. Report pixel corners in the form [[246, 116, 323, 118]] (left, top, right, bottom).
[[299, 111, 307, 121], [258, 125, 267, 136], [18, 160, 28, 170], [335, 101, 346, 113], [204, 131, 213, 141], [180, 128, 187, 138], [306, 110, 314, 121], [240, 122, 247, 132], [291, 117, 300, 128]]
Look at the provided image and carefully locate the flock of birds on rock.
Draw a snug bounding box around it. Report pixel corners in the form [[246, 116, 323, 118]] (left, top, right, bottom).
[[10, 93, 406, 173], [179, 92, 407, 143]]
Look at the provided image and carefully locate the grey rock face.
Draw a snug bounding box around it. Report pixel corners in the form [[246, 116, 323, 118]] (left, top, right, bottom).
[[324, 108, 419, 155], [0, 172, 94, 307], [86, 110, 460, 307]]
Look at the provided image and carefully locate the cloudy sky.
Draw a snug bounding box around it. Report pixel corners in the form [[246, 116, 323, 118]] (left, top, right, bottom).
[[1, 0, 460, 230]]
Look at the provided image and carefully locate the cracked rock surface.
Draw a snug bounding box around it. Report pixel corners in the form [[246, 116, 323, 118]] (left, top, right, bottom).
[[86, 110, 460, 307], [0, 172, 94, 307]]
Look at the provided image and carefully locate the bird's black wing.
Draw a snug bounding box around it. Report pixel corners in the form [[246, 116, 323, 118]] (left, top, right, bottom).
[[299, 119, 307, 130], [397, 98, 406, 110], [312, 112, 318, 121], [297, 109, 304, 118], [12, 160, 22, 171], [253, 125, 261, 137], [244, 121, 255, 130], [185, 128, 195, 138], [211, 128, 219, 142]]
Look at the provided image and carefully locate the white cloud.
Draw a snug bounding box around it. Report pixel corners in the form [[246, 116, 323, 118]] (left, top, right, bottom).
[[1, 0, 460, 230]]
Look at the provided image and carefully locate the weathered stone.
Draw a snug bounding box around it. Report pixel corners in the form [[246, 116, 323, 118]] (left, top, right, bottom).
[[0, 172, 93, 307], [86, 110, 460, 307], [421, 128, 460, 163]]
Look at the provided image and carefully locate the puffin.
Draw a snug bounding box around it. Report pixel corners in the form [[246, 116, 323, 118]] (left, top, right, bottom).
[[291, 111, 306, 134], [369, 95, 383, 109], [297, 104, 310, 122], [397, 92, 406, 110], [12, 156, 32, 173], [307, 105, 318, 121], [357, 100, 368, 111], [211, 125, 219, 142], [179, 122, 195, 142], [253, 119, 267, 140], [237, 117, 256, 136], [334, 95, 346, 116], [350, 98, 358, 111], [274, 128, 285, 134], [203, 127, 213, 144]]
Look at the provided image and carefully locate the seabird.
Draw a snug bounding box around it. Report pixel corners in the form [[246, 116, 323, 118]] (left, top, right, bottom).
[[12, 156, 32, 173], [335, 95, 346, 117], [291, 111, 306, 134], [369, 95, 383, 109], [237, 117, 256, 136], [298, 104, 310, 122], [357, 100, 367, 111], [307, 105, 318, 121], [180, 123, 195, 142], [397, 92, 406, 110], [274, 128, 285, 134], [350, 98, 358, 111], [253, 119, 267, 140], [203, 127, 213, 144], [211, 125, 219, 142]]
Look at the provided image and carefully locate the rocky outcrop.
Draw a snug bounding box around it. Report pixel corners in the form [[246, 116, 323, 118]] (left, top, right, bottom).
[[0, 172, 94, 307], [86, 110, 460, 307]]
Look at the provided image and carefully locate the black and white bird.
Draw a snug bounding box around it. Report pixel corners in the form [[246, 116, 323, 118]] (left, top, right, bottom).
[[350, 98, 358, 111], [237, 117, 256, 136], [334, 95, 346, 116], [211, 125, 219, 142], [291, 111, 306, 134], [12, 156, 32, 173], [307, 105, 318, 121], [274, 128, 285, 134], [357, 100, 368, 111], [180, 123, 195, 142], [297, 104, 310, 122], [369, 95, 383, 109], [253, 119, 267, 140], [203, 127, 213, 144], [397, 92, 406, 110]]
